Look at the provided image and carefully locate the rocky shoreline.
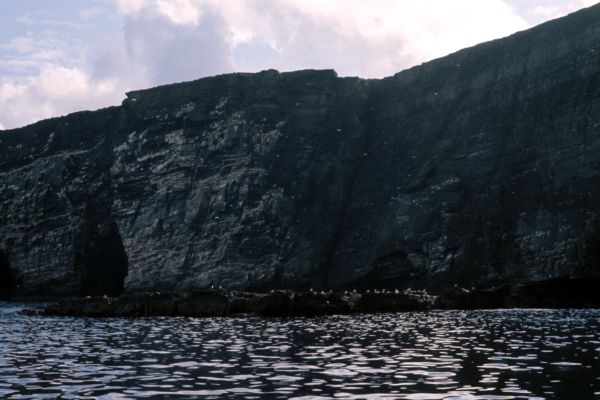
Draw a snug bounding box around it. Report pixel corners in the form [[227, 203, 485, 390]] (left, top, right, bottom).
[[24, 276, 600, 318], [26, 289, 435, 318], [436, 276, 600, 310]]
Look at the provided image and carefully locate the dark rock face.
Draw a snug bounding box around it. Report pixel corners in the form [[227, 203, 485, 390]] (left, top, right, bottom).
[[2, 5, 600, 297]]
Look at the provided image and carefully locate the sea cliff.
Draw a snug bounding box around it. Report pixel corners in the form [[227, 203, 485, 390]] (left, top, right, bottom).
[[2, 5, 600, 298]]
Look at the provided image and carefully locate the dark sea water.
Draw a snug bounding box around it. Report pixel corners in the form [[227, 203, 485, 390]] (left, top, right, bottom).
[[1, 304, 600, 399]]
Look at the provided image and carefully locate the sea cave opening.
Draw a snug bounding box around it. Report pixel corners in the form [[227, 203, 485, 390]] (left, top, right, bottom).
[[76, 222, 129, 297], [0, 250, 15, 300]]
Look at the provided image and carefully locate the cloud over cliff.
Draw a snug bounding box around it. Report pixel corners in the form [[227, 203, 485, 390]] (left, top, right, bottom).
[[0, 0, 596, 129]]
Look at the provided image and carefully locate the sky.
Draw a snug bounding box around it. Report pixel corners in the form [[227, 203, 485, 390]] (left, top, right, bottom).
[[0, 0, 598, 130]]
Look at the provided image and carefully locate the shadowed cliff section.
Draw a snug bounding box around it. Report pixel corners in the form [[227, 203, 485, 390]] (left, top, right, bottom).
[[2, 4, 600, 297], [74, 218, 128, 297], [0, 250, 15, 300], [325, 4, 600, 289]]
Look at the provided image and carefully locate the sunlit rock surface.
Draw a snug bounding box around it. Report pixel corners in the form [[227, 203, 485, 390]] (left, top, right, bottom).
[[2, 5, 600, 297]]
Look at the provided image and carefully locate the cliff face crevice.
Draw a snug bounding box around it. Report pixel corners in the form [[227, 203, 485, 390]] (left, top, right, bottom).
[[74, 216, 129, 297], [2, 5, 600, 297], [0, 250, 15, 300]]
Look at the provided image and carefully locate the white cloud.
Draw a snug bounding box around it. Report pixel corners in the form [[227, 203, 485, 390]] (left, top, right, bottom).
[[113, 0, 529, 79], [533, 3, 583, 20], [3, 34, 65, 61], [156, 0, 202, 25], [4, 0, 598, 129], [283, 0, 528, 74], [115, 0, 144, 14], [0, 65, 123, 129]]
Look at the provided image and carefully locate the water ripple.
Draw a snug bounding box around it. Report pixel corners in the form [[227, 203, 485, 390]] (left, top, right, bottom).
[[1, 304, 599, 399]]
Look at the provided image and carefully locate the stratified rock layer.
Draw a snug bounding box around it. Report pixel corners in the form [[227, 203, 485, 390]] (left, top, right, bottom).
[[2, 5, 600, 297]]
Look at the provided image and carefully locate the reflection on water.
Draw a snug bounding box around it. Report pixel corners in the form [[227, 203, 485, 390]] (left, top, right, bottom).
[[1, 304, 599, 399]]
